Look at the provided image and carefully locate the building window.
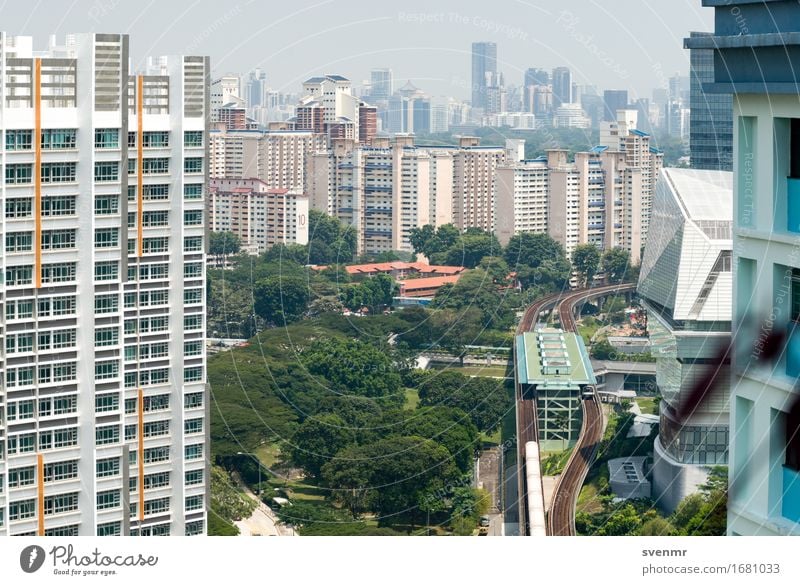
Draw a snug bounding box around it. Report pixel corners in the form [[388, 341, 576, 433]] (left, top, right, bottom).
[[45, 525, 79, 536], [94, 195, 120, 215], [144, 472, 170, 490], [143, 497, 170, 516], [94, 161, 120, 183], [44, 460, 78, 483], [5, 232, 33, 253], [6, 129, 33, 150], [41, 229, 77, 250], [185, 520, 204, 536], [184, 288, 203, 305], [142, 158, 169, 175], [41, 262, 76, 283], [142, 237, 168, 253], [142, 210, 169, 227], [142, 184, 169, 200], [184, 340, 202, 356], [96, 457, 120, 478], [95, 393, 119, 413], [184, 314, 203, 331], [97, 522, 121, 536], [41, 162, 77, 183], [44, 492, 79, 515], [184, 368, 203, 383], [184, 418, 203, 435], [6, 265, 33, 286], [143, 131, 169, 148], [9, 499, 36, 521], [41, 129, 76, 150], [94, 228, 120, 249], [183, 236, 202, 252], [95, 425, 120, 446], [143, 420, 169, 438], [8, 466, 36, 488], [94, 128, 120, 149], [6, 197, 33, 218], [184, 157, 203, 174], [143, 394, 170, 412], [97, 489, 121, 510], [42, 195, 77, 216], [144, 446, 170, 464], [184, 184, 203, 200], [185, 469, 203, 486], [185, 443, 203, 460], [95, 261, 119, 281], [95, 294, 119, 314], [95, 360, 119, 380], [184, 262, 203, 278], [184, 210, 203, 225], [184, 131, 203, 147], [5, 164, 33, 184]]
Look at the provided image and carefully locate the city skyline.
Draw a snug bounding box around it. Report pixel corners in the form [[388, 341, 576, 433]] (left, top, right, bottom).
[[0, 0, 711, 100]]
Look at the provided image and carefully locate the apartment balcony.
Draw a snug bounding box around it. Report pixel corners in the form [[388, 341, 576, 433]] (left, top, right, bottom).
[[788, 177, 800, 233], [782, 466, 800, 523]]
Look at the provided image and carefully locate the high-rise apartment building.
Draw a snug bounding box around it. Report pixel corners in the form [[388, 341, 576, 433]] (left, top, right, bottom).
[[471, 42, 497, 111], [496, 144, 657, 263], [687, 0, 800, 536], [209, 127, 325, 190], [0, 32, 209, 536], [208, 178, 308, 252], [306, 136, 454, 255], [452, 137, 507, 233], [638, 168, 732, 513], [685, 31, 733, 171], [295, 75, 375, 144]]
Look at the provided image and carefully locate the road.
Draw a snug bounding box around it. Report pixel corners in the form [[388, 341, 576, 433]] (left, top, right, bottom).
[[233, 475, 297, 537], [477, 447, 504, 536]]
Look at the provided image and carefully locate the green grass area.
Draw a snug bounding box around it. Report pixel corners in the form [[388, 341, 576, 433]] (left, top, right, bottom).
[[404, 387, 420, 410], [576, 482, 604, 515], [578, 319, 602, 345], [427, 361, 512, 378], [540, 448, 573, 476], [635, 397, 658, 415], [480, 427, 502, 447], [255, 443, 282, 468]]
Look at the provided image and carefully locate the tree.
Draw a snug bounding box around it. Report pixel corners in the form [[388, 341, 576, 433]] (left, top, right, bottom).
[[402, 406, 480, 473], [254, 276, 311, 325], [445, 231, 501, 268], [431, 308, 482, 365], [516, 257, 572, 291], [601, 247, 631, 284], [503, 232, 566, 271], [301, 337, 403, 402], [640, 517, 675, 536], [209, 231, 242, 257], [479, 256, 510, 284], [572, 243, 601, 287], [410, 224, 460, 259], [289, 413, 355, 477], [417, 370, 510, 434], [307, 210, 357, 265]]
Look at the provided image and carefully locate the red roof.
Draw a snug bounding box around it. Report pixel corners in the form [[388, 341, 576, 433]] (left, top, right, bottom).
[[344, 261, 465, 276]]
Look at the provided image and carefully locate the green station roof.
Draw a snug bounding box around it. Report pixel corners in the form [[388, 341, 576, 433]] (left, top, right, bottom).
[[516, 328, 596, 388]]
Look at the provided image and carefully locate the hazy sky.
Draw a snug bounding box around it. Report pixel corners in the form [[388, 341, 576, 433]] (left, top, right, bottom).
[[1, 0, 713, 101]]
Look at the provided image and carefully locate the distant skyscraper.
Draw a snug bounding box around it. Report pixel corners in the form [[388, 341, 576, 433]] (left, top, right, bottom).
[[370, 68, 393, 101], [551, 67, 573, 107], [685, 31, 733, 171], [0, 31, 209, 537], [245, 68, 267, 108], [603, 89, 629, 122], [524, 68, 549, 88], [471, 42, 497, 110]]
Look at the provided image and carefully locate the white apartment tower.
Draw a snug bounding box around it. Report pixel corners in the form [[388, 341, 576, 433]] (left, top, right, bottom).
[[0, 32, 209, 536]]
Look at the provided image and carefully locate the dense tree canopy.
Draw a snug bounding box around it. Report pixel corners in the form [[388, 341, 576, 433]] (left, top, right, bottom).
[[301, 337, 404, 403], [572, 243, 602, 287], [418, 370, 511, 434], [254, 276, 311, 325], [209, 231, 242, 257], [601, 247, 632, 284]]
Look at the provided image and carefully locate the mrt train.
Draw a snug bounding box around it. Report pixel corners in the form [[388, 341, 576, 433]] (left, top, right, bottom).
[[525, 441, 547, 536]]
